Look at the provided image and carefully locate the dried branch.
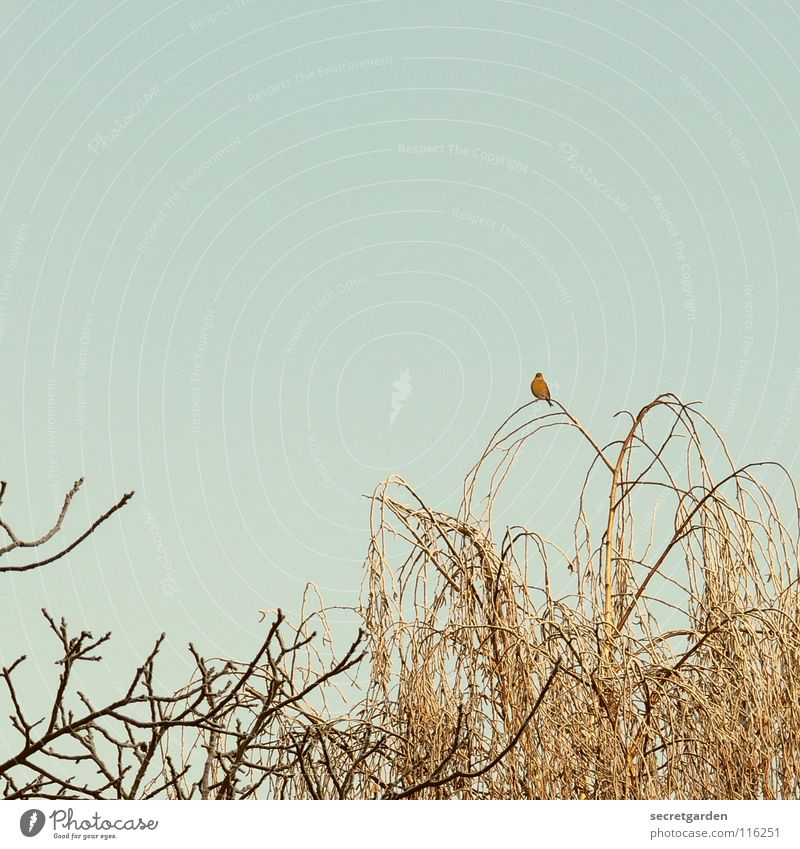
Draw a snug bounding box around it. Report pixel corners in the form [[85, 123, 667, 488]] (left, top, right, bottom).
[[3, 393, 799, 798], [0, 479, 133, 573]]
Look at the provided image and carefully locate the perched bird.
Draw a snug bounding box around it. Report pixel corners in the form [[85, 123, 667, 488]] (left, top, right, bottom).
[[530, 372, 552, 406]]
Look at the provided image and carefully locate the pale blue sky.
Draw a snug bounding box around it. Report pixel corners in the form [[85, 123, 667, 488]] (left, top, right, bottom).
[[1, 0, 799, 736]]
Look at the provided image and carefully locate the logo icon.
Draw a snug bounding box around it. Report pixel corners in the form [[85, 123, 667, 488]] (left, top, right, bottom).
[[390, 369, 412, 425], [19, 809, 45, 837]]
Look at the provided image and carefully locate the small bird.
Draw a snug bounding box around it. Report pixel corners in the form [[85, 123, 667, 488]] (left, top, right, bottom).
[[530, 372, 552, 406]]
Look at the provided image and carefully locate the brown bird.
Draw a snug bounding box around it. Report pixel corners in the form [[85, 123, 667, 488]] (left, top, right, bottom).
[[530, 372, 552, 406]]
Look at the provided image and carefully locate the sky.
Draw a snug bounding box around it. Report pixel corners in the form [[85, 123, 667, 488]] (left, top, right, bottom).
[[1, 0, 799, 748]]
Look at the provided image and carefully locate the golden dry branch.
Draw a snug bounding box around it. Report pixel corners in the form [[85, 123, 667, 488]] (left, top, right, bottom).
[[360, 394, 800, 799]]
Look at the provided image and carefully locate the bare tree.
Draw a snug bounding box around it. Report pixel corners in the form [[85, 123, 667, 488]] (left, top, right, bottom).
[[3, 394, 799, 798], [0, 607, 366, 799]]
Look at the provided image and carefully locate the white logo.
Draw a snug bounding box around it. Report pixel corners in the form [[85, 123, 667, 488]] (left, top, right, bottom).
[[390, 370, 412, 425], [19, 809, 45, 837]]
